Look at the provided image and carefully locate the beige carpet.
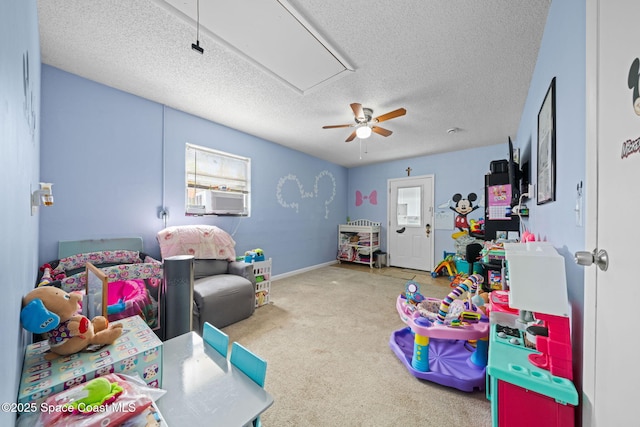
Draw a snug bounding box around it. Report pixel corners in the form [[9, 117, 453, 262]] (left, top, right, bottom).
[[223, 265, 492, 427]]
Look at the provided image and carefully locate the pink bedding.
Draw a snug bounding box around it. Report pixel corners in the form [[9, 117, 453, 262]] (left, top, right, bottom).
[[157, 225, 236, 260]]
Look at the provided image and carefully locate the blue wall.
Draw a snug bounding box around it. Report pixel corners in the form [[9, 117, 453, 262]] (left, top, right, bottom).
[[347, 144, 507, 259], [0, 0, 41, 424], [39, 67, 164, 259], [514, 0, 586, 393], [40, 66, 348, 275]]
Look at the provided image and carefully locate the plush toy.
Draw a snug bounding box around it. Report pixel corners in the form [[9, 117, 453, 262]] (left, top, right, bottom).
[[20, 286, 123, 360], [471, 291, 491, 315]]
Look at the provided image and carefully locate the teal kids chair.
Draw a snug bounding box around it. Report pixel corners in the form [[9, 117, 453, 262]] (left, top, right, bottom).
[[230, 341, 268, 427], [203, 321, 230, 357]]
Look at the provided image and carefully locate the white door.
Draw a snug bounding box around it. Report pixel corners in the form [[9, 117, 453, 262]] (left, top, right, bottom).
[[583, 1, 639, 425], [387, 175, 434, 271]]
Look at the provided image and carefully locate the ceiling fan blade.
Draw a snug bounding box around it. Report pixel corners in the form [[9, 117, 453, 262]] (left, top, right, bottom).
[[374, 108, 407, 123], [322, 124, 352, 129], [372, 126, 393, 137], [350, 103, 365, 121], [345, 130, 357, 142]]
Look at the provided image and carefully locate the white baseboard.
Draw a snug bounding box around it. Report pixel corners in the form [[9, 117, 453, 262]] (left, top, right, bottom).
[[272, 260, 338, 281]]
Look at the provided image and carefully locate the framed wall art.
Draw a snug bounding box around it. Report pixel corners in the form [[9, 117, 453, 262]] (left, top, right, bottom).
[[537, 77, 556, 205]]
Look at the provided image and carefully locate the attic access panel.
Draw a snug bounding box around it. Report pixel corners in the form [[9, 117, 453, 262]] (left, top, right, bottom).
[[160, 0, 353, 93]]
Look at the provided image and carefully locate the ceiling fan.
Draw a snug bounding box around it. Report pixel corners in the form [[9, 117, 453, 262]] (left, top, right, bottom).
[[322, 103, 407, 142]]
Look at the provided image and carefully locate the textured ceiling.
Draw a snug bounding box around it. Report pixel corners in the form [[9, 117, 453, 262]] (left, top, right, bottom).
[[37, 0, 550, 168]]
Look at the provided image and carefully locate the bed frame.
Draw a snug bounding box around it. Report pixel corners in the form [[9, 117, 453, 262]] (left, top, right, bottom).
[[55, 237, 162, 332], [58, 237, 144, 258]]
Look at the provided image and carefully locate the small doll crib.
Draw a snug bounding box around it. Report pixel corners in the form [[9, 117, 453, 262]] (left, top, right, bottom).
[[37, 238, 163, 331]]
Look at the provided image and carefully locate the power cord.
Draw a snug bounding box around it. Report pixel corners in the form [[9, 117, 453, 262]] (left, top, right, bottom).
[[517, 192, 529, 235], [230, 216, 244, 237]]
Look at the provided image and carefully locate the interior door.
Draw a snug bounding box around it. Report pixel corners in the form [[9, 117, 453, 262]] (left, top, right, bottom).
[[583, 1, 638, 424], [387, 175, 434, 271]]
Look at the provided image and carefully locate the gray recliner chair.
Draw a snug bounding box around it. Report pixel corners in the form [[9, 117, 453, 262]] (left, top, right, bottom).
[[192, 259, 256, 333]]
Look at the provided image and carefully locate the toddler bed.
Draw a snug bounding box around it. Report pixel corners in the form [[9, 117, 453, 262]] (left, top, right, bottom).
[[37, 238, 163, 331]]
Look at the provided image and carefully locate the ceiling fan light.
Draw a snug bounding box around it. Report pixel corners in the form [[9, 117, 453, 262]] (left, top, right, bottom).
[[356, 125, 372, 139]]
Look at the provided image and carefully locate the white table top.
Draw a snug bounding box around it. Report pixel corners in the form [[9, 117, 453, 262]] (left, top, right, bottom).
[[156, 332, 273, 425]]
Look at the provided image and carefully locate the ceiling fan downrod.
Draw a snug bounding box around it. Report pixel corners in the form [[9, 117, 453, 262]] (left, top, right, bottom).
[[191, 0, 204, 54]]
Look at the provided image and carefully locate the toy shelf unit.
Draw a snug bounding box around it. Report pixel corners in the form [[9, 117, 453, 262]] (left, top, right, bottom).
[[337, 219, 381, 268], [252, 258, 272, 307]]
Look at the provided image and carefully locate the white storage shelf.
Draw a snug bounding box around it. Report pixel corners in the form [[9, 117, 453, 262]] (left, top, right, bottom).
[[337, 219, 381, 268], [252, 258, 272, 307]]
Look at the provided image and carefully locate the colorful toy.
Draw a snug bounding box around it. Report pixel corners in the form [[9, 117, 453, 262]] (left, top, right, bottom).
[[389, 274, 490, 392], [449, 273, 468, 287], [37, 263, 65, 287], [471, 291, 490, 315], [431, 254, 457, 279], [521, 230, 536, 242], [38, 265, 53, 287], [435, 275, 479, 323], [245, 248, 265, 263], [103, 279, 155, 323], [20, 286, 123, 360], [39, 373, 157, 426], [404, 280, 425, 308], [62, 377, 124, 414], [256, 290, 268, 306], [451, 229, 469, 240], [469, 218, 484, 234], [488, 269, 503, 290]]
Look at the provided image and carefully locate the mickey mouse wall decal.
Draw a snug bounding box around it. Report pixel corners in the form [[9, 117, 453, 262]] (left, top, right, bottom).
[[628, 58, 640, 116], [450, 193, 479, 231]]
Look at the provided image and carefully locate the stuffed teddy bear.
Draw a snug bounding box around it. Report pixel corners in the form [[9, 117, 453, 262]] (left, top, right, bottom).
[[20, 286, 123, 360]]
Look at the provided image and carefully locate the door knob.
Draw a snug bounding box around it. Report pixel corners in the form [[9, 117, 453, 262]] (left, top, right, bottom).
[[396, 227, 406, 234], [425, 224, 431, 237], [574, 249, 609, 271]]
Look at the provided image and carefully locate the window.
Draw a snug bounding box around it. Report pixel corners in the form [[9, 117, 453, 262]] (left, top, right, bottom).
[[396, 186, 421, 226], [185, 143, 251, 216]]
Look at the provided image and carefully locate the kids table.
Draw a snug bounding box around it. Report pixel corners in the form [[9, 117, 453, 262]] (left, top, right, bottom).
[[156, 331, 273, 425]]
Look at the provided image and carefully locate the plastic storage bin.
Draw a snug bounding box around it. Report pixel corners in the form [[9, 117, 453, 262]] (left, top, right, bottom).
[[454, 259, 483, 276]]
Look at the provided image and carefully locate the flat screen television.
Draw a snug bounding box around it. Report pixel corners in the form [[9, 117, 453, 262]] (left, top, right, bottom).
[[508, 137, 521, 207]]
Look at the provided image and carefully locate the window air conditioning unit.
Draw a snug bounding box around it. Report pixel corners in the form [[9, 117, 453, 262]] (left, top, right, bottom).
[[188, 190, 247, 215], [208, 190, 247, 215]]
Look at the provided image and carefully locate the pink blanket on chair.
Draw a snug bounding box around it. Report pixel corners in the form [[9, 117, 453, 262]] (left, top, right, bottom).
[[157, 225, 237, 260]]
